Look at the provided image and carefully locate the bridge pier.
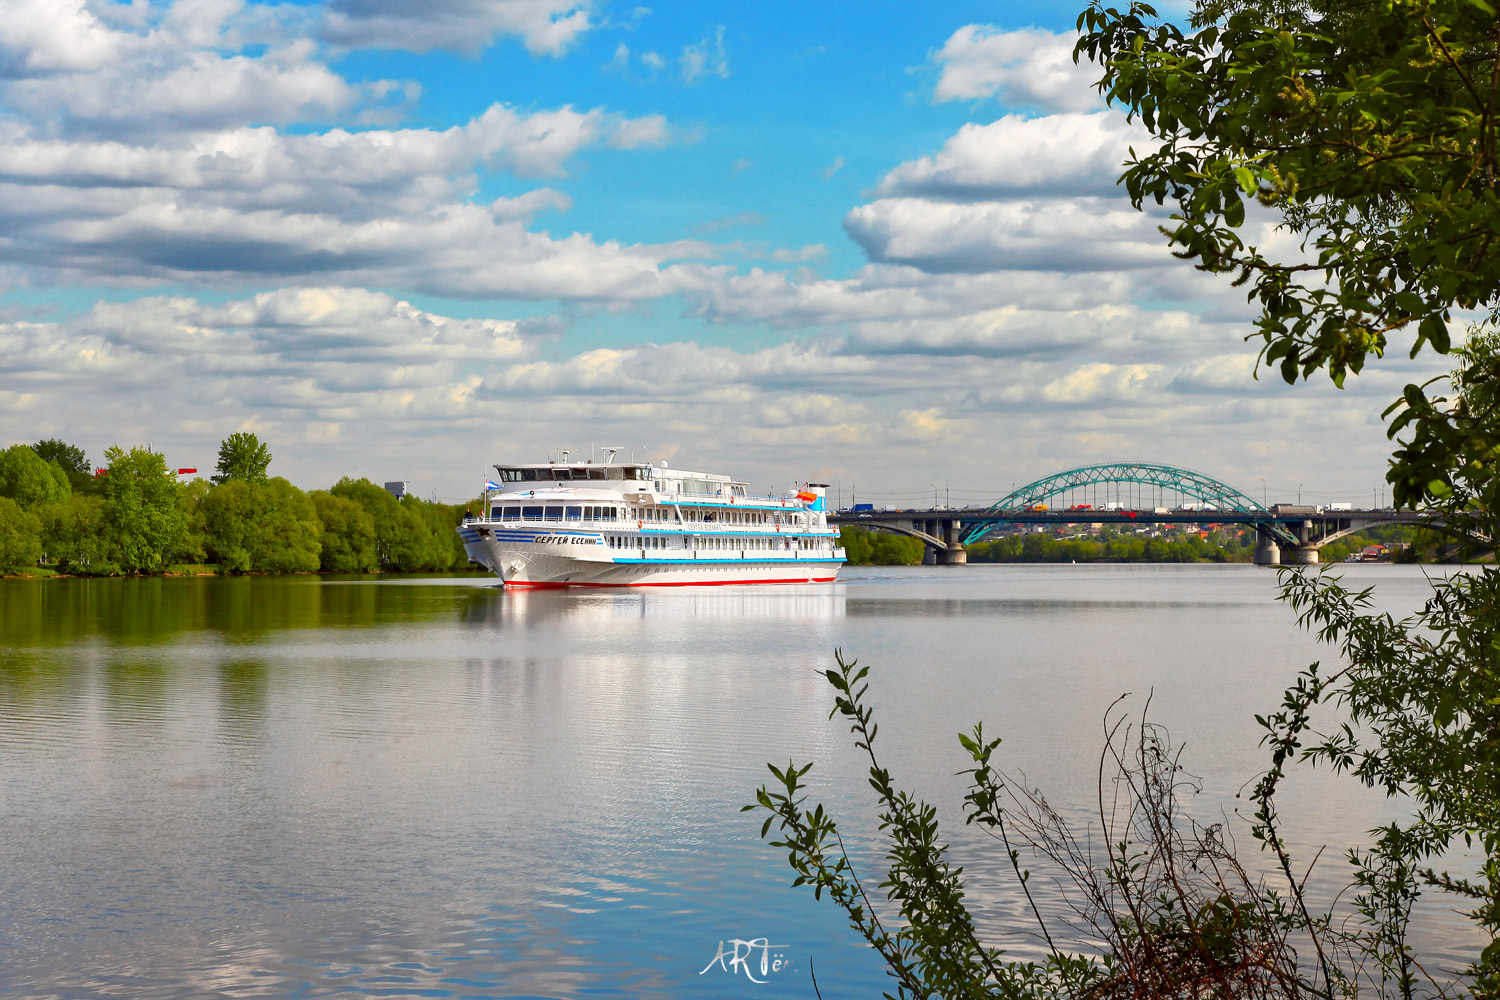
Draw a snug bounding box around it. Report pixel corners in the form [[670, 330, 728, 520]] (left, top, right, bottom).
[[1253, 527, 1281, 566], [1282, 547, 1320, 565], [938, 519, 967, 565], [918, 518, 968, 565]]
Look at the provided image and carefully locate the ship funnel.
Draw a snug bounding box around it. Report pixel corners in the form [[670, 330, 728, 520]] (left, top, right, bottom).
[[801, 483, 829, 512]]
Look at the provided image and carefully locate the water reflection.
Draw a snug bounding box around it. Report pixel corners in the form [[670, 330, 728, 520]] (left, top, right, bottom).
[[0, 575, 501, 650], [0, 567, 1483, 998]]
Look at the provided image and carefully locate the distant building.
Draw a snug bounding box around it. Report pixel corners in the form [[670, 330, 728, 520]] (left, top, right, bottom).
[[384, 481, 410, 499]]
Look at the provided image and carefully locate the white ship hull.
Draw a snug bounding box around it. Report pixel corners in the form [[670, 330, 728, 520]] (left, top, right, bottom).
[[459, 524, 841, 587]]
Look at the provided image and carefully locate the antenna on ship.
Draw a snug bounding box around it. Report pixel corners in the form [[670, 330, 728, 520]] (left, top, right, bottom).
[[602, 447, 620, 465]]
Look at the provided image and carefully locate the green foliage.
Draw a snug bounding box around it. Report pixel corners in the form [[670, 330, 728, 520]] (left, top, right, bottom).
[[30, 439, 92, 492], [1270, 565, 1500, 993], [327, 478, 453, 572], [0, 444, 71, 507], [175, 478, 212, 565], [1077, 0, 1500, 390], [200, 477, 321, 573], [968, 529, 1252, 563], [310, 490, 379, 573], [212, 432, 272, 485], [839, 527, 926, 565], [750, 655, 1331, 999], [0, 496, 42, 569], [99, 445, 187, 574], [1385, 325, 1500, 519], [35, 495, 117, 575]]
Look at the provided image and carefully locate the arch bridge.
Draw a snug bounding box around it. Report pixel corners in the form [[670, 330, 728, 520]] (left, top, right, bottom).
[[830, 462, 1435, 566]]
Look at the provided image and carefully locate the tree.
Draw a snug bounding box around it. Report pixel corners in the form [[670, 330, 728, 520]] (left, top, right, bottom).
[[100, 445, 187, 573], [838, 527, 925, 565], [200, 478, 321, 573], [212, 432, 272, 485], [31, 439, 92, 492], [35, 495, 117, 575], [310, 491, 378, 573], [0, 444, 70, 507], [327, 478, 448, 571], [0, 496, 42, 569], [1077, 0, 1500, 404]]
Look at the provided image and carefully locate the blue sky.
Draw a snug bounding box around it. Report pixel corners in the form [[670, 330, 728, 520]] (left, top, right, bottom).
[[0, 0, 1432, 504]]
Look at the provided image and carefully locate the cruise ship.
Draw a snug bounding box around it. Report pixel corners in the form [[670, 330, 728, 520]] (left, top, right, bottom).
[[457, 455, 846, 587]]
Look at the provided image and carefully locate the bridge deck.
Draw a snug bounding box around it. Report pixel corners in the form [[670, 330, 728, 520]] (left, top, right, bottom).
[[831, 508, 1420, 527]]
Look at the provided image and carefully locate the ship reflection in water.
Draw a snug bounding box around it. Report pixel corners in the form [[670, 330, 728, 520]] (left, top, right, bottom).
[[464, 581, 847, 627]]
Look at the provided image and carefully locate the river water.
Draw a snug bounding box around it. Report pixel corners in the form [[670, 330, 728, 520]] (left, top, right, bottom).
[[0, 565, 1480, 998]]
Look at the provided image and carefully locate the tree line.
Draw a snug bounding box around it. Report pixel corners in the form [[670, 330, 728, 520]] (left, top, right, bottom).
[[0, 433, 479, 576]]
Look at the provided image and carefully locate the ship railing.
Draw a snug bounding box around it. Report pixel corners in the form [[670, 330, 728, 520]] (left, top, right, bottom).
[[466, 514, 836, 535]]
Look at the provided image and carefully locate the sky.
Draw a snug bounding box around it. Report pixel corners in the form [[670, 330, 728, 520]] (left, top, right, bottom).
[[0, 0, 1446, 506]]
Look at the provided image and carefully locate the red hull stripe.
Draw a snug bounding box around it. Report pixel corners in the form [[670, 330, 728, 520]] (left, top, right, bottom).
[[504, 576, 837, 589]]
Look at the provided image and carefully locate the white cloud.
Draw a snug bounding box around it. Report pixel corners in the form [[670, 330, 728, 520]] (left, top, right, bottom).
[[874, 112, 1144, 200], [822, 155, 845, 180], [0, 0, 121, 77], [0, 1, 362, 138], [680, 26, 729, 84], [321, 0, 592, 56], [605, 41, 630, 73], [844, 196, 1169, 273], [933, 25, 1101, 113], [0, 98, 683, 293]]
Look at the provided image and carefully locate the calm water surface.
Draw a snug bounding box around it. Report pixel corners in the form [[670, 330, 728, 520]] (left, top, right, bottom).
[[0, 565, 1477, 998]]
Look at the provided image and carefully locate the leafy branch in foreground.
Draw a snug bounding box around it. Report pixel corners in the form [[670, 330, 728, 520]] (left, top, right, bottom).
[[1076, 0, 1500, 389], [749, 652, 1344, 999], [1275, 564, 1500, 996]]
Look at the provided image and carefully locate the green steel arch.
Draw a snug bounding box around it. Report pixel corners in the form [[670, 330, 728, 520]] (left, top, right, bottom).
[[960, 462, 1267, 545]]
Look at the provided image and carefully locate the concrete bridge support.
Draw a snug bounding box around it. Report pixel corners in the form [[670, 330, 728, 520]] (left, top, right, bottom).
[[1253, 526, 1281, 566], [938, 519, 967, 565], [1283, 519, 1320, 565], [918, 518, 967, 565], [1254, 521, 1320, 565]]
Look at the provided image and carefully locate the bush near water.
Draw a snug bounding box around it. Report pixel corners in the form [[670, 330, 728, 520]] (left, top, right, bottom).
[[0, 436, 478, 576]]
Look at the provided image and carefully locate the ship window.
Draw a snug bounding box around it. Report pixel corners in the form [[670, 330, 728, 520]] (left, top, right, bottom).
[[519, 468, 539, 481], [566, 505, 582, 519], [606, 467, 626, 480], [496, 468, 523, 482], [588, 468, 607, 480], [521, 505, 543, 519], [544, 505, 563, 521]]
